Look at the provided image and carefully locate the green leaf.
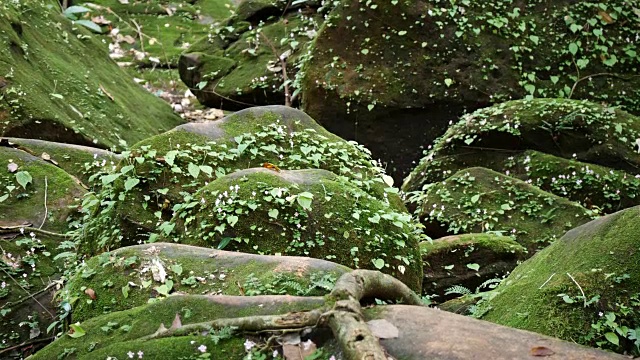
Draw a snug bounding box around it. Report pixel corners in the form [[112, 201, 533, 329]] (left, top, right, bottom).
[[101, 173, 120, 185], [444, 78, 453, 87], [501, 203, 512, 210], [470, 194, 480, 203], [615, 124, 623, 134], [0, 194, 8, 203], [199, 165, 213, 177], [398, 30, 407, 36], [361, 48, 369, 55], [529, 35, 539, 45], [217, 237, 232, 250], [68, 324, 86, 338], [164, 151, 178, 166], [120, 165, 134, 174], [372, 259, 385, 269], [603, 55, 618, 67], [63, 5, 91, 15], [605, 332, 619, 346], [368, 214, 380, 224], [466, 263, 480, 271], [124, 177, 140, 191], [226, 215, 239, 227], [15, 171, 32, 189], [171, 264, 183, 276], [381, 174, 394, 187], [75, 20, 103, 33], [121, 285, 129, 299], [188, 163, 200, 178], [367, 104, 375, 111], [268, 209, 279, 219], [550, 76, 559, 84], [444, 264, 454, 270], [296, 192, 314, 210], [568, 42, 578, 55]]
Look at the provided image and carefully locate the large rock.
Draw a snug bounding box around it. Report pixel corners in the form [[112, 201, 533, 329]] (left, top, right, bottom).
[[301, 2, 640, 181], [80, 106, 396, 254], [421, 233, 526, 300], [170, 168, 422, 291], [179, 0, 323, 109], [479, 206, 640, 355], [403, 99, 640, 212], [414, 167, 593, 253], [65, 243, 350, 322], [0, 0, 184, 149]]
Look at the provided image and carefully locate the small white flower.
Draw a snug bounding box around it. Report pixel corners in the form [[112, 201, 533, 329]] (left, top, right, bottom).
[[137, 350, 144, 358], [128, 351, 135, 358], [198, 344, 207, 353], [244, 339, 256, 351], [273, 350, 278, 358]]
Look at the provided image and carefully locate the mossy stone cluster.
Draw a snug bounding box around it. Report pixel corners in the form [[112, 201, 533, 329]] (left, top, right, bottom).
[[79, 106, 392, 254], [172, 168, 422, 291], [404, 98, 640, 215], [0, 0, 184, 149], [479, 206, 640, 355], [301, 0, 640, 180], [179, 0, 324, 110]]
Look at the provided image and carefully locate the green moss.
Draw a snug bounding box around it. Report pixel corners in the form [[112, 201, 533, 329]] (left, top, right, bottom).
[[65, 243, 347, 322], [0, 0, 184, 149], [171, 168, 422, 291], [0, 147, 85, 232], [32, 294, 322, 359], [421, 233, 525, 257], [416, 167, 593, 253], [480, 206, 640, 355]]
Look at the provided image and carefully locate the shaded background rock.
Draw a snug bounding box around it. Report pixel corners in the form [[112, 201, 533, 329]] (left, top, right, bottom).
[[421, 233, 526, 301], [301, 1, 640, 181]]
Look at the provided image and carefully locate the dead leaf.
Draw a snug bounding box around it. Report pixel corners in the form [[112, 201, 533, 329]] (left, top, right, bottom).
[[598, 10, 614, 24], [7, 162, 18, 173], [91, 15, 111, 25], [41, 153, 50, 161], [169, 313, 182, 330], [367, 319, 399, 339], [29, 327, 41, 339], [84, 288, 96, 300], [99, 84, 115, 101], [151, 258, 167, 282], [530, 346, 555, 357], [122, 35, 136, 44], [283, 340, 316, 360]]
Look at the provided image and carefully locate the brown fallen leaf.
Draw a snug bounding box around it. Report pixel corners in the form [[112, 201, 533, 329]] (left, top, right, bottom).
[[91, 15, 111, 25], [85, 288, 97, 300], [598, 10, 614, 24], [530, 346, 555, 357], [169, 313, 182, 330]]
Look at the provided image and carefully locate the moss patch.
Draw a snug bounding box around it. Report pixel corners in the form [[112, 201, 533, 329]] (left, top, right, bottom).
[[480, 206, 640, 355]]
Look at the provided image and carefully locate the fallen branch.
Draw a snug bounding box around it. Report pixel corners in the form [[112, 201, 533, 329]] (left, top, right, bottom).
[[39, 177, 48, 230], [0, 226, 72, 239], [260, 32, 291, 107]]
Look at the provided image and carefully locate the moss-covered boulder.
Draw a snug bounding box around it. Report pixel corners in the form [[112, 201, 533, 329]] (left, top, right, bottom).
[[84, 0, 233, 67], [414, 167, 593, 253], [479, 206, 640, 356], [65, 242, 349, 323], [167, 168, 422, 291], [3, 137, 121, 185], [31, 294, 324, 360], [403, 100, 640, 213], [0, 147, 85, 232], [421, 233, 526, 300], [0, 226, 81, 356], [179, 0, 323, 109], [80, 106, 395, 253], [0, 0, 184, 149], [301, 2, 640, 181]]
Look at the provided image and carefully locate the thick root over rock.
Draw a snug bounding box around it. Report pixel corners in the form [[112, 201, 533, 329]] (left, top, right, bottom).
[[143, 270, 423, 359]]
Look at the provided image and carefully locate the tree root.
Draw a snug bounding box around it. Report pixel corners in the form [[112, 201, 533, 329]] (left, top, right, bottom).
[[142, 270, 423, 359]]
